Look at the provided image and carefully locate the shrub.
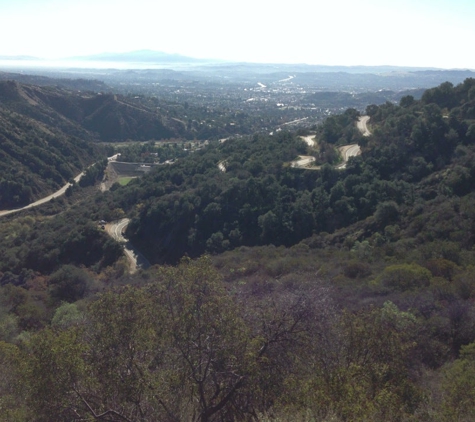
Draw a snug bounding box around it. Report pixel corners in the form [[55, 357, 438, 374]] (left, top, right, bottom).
[[378, 263, 432, 291], [343, 260, 372, 279]]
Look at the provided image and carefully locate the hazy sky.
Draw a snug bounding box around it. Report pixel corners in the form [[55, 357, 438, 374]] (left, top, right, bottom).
[[0, 0, 474, 69]]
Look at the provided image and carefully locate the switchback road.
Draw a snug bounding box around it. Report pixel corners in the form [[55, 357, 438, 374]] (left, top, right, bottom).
[[335, 117, 370, 169]]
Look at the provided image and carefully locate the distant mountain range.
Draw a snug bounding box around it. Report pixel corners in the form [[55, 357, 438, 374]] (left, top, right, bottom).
[[0, 55, 40, 61], [1, 50, 473, 73], [68, 50, 211, 64]]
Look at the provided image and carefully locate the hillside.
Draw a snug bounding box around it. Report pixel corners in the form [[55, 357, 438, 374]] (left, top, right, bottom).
[[0, 80, 188, 141], [0, 79, 197, 207], [3, 79, 475, 420], [99, 79, 474, 266], [0, 70, 108, 91], [0, 90, 101, 208]]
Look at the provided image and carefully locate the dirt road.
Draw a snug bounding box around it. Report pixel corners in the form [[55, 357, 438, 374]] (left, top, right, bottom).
[[337, 144, 361, 169], [333, 117, 369, 169], [357, 116, 371, 137], [291, 156, 316, 168], [300, 135, 316, 147]]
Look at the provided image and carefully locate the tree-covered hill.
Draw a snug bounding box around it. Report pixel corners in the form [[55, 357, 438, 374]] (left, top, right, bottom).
[[0, 70, 108, 91], [2, 77, 473, 274], [0, 104, 100, 208], [0, 80, 189, 142], [0, 79, 203, 208], [3, 79, 475, 420], [99, 79, 475, 266]]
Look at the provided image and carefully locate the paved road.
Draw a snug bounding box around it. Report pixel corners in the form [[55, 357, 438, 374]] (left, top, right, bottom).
[[0, 170, 85, 218], [0, 159, 151, 273], [279, 117, 309, 127], [106, 218, 151, 274], [0, 155, 124, 218]]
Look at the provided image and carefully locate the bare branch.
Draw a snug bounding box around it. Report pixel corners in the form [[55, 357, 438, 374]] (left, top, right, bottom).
[[73, 386, 134, 422]]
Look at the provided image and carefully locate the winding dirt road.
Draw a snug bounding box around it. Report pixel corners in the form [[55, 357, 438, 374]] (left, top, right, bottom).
[[336, 144, 361, 169], [300, 135, 316, 147], [357, 115, 372, 137], [335, 117, 370, 169], [291, 156, 316, 168]]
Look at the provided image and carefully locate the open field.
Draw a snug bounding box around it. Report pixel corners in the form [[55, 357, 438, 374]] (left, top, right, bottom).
[[118, 177, 136, 186]]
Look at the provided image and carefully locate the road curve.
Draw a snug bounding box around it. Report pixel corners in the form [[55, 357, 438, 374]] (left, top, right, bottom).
[[300, 135, 316, 147], [291, 155, 316, 168], [334, 116, 369, 169], [106, 218, 151, 274], [357, 116, 371, 137], [336, 144, 361, 169]]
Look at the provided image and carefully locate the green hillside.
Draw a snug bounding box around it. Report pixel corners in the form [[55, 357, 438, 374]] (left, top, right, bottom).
[[0, 79, 197, 208], [103, 79, 475, 266], [2, 79, 475, 420], [0, 80, 105, 207], [0, 80, 188, 142]]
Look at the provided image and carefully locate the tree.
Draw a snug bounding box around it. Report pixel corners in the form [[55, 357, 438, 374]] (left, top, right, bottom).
[[258, 210, 279, 244], [466, 124, 475, 143], [85, 286, 162, 421], [51, 303, 84, 328], [366, 104, 379, 117], [278, 302, 421, 421], [48, 265, 92, 303], [22, 257, 262, 421], [25, 327, 90, 422], [441, 342, 475, 420], [151, 256, 253, 421], [400, 95, 415, 108], [374, 200, 400, 227], [0, 341, 29, 420]]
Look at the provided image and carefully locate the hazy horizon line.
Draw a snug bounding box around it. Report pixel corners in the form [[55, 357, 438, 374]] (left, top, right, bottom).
[[0, 50, 474, 72]]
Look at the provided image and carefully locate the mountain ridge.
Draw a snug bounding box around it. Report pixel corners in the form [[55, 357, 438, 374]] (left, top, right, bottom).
[[2, 50, 473, 72], [0, 80, 191, 207]]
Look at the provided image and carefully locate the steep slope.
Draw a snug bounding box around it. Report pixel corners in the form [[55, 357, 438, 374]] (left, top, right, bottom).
[[0, 81, 106, 208], [0, 79, 194, 208], [0, 105, 99, 208], [0, 70, 108, 91], [0, 80, 188, 142], [80, 94, 184, 141]]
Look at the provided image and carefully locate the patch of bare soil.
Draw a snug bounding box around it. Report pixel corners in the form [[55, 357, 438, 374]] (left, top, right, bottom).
[[100, 162, 119, 192]]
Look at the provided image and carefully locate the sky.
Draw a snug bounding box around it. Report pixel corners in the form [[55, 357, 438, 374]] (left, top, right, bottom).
[[0, 0, 474, 69]]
